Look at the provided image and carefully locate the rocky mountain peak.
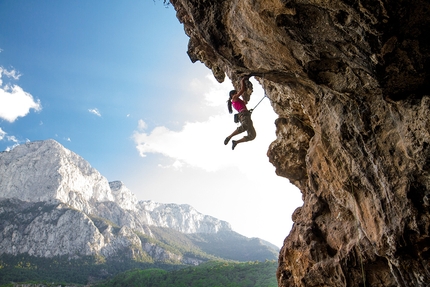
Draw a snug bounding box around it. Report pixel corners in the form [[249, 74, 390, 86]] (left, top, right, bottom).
[[0, 140, 277, 267], [0, 139, 113, 213], [109, 180, 138, 211], [138, 200, 231, 233], [0, 139, 232, 239]]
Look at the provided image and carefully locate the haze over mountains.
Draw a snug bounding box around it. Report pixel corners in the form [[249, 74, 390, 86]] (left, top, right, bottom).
[[0, 139, 277, 265]]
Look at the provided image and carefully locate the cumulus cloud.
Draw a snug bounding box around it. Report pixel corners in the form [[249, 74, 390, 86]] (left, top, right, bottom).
[[133, 75, 277, 176], [0, 128, 5, 140], [88, 108, 101, 117], [0, 67, 42, 122], [0, 127, 30, 151], [1, 133, 20, 151], [134, 114, 234, 171], [7, 135, 18, 144]]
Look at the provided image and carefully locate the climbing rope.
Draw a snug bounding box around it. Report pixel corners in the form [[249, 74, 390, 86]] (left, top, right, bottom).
[[249, 94, 267, 113], [249, 74, 268, 113]]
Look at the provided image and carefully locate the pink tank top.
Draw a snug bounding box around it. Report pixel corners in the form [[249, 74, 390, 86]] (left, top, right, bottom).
[[232, 99, 247, 112]]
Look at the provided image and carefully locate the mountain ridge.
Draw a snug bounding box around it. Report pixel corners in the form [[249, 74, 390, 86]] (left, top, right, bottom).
[[0, 139, 278, 269], [0, 139, 232, 235]]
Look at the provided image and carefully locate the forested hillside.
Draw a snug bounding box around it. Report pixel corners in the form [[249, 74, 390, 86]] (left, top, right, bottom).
[[94, 261, 278, 287], [0, 253, 181, 285], [0, 259, 277, 287]]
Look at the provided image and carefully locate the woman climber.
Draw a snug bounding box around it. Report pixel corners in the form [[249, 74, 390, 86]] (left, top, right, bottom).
[[224, 76, 256, 150]]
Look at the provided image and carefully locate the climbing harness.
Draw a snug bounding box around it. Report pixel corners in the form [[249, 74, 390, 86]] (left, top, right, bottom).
[[233, 94, 266, 123]]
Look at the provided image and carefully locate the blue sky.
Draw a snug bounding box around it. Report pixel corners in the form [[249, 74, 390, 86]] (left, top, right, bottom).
[[0, 0, 302, 247]]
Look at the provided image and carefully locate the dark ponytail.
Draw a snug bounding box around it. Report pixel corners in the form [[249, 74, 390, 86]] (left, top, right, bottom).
[[227, 90, 236, 114]]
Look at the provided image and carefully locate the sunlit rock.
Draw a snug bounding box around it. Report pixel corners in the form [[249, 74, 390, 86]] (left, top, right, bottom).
[[169, 0, 430, 285], [0, 140, 234, 263]]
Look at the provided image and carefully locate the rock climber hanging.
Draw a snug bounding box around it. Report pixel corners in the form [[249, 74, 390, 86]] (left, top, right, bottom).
[[224, 76, 257, 150]]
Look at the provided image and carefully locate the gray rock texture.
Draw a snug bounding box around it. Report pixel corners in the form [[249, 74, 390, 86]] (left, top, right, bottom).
[[0, 140, 231, 263]]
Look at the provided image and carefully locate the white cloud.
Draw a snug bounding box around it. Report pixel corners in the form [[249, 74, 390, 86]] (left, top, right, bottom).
[[133, 75, 278, 176], [0, 67, 42, 123], [202, 74, 232, 107], [0, 128, 5, 140], [134, 114, 233, 171], [1, 68, 21, 81], [1, 134, 20, 151], [88, 108, 101, 117], [137, 119, 147, 131], [5, 146, 16, 152], [7, 135, 18, 144], [158, 159, 184, 170], [131, 73, 303, 246]]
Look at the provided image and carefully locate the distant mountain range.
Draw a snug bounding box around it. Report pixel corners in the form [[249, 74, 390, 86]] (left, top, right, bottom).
[[0, 139, 278, 283]]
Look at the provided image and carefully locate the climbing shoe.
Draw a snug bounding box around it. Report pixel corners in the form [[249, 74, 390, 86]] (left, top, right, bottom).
[[232, 140, 238, 150]]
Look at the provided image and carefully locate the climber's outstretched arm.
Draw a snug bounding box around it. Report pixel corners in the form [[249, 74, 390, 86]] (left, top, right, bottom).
[[232, 77, 249, 102]]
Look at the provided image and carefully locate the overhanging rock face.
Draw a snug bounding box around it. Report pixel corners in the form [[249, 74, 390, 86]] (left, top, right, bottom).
[[170, 0, 430, 286]]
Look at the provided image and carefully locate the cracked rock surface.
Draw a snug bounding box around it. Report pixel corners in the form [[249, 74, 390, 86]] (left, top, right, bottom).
[[170, 0, 430, 285]]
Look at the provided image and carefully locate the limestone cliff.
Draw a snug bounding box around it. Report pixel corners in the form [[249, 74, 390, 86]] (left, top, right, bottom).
[[0, 140, 231, 235], [0, 141, 220, 261], [169, 0, 430, 286]]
